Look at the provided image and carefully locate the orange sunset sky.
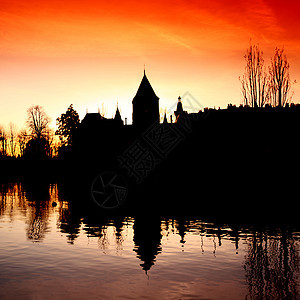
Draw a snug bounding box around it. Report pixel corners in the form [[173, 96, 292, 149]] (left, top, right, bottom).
[[1, 0, 300, 129]]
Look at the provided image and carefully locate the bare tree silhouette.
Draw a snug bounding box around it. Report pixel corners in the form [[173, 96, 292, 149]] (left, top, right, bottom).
[[27, 105, 50, 140], [8, 123, 17, 157], [17, 129, 29, 157], [269, 48, 294, 107], [25, 105, 53, 159], [0, 126, 7, 157], [240, 44, 270, 108]]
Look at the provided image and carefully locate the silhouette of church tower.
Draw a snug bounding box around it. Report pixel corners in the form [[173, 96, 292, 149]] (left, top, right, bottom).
[[132, 70, 159, 129], [114, 103, 123, 125], [174, 96, 187, 122]]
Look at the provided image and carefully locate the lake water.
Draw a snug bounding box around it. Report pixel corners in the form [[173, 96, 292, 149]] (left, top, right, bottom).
[[0, 182, 299, 299]]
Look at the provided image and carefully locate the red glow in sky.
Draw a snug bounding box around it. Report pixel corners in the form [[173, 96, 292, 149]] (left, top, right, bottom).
[[1, 0, 300, 128]]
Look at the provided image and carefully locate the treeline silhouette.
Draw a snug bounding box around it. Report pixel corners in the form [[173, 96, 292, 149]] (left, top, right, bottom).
[[2, 103, 300, 162], [1, 103, 300, 217]]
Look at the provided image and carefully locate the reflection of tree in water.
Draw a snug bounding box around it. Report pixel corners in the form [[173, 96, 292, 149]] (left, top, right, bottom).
[[0, 182, 56, 242], [0, 183, 27, 220], [244, 227, 299, 299], [26, 202, 49, 241], [83, 215, 109, 249], [58, 202, 81, 244], [113, 217, 126, 252], [0, 183, 9, 216], [133, 216, 162, 273], [82, 215, 128, 252], [24, 181, 54, 242], [55, 181, 130, 248], [56, 182, 82, 244]]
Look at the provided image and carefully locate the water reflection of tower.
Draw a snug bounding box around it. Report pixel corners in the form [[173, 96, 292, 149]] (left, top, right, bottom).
[[133, 216, 162, 274], [58, 202, 81, 244], [176, 218, 189, 250], [113, 216, 125, 251]]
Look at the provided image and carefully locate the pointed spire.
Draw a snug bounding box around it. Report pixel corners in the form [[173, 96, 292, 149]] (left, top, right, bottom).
[[132, 69, 160, 128], [114, 102, 122, 121], [163, 112, 168, 124], [133, 70, 159, 103]]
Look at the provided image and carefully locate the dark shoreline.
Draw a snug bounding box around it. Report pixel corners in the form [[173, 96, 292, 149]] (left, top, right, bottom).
[[1, 107, 300, 222]]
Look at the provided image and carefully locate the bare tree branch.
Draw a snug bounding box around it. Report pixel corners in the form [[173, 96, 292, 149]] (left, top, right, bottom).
[[26, 105, 50, 139], [240, 44, 270, 108], [269, 48, 292, 107]]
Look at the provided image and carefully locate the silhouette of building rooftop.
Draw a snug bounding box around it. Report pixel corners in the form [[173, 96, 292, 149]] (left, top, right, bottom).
[[132, 71, 159, 104], [132, 71, 160, 129], [114, 105, 122, 122], [81, 113, 103, 126]]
